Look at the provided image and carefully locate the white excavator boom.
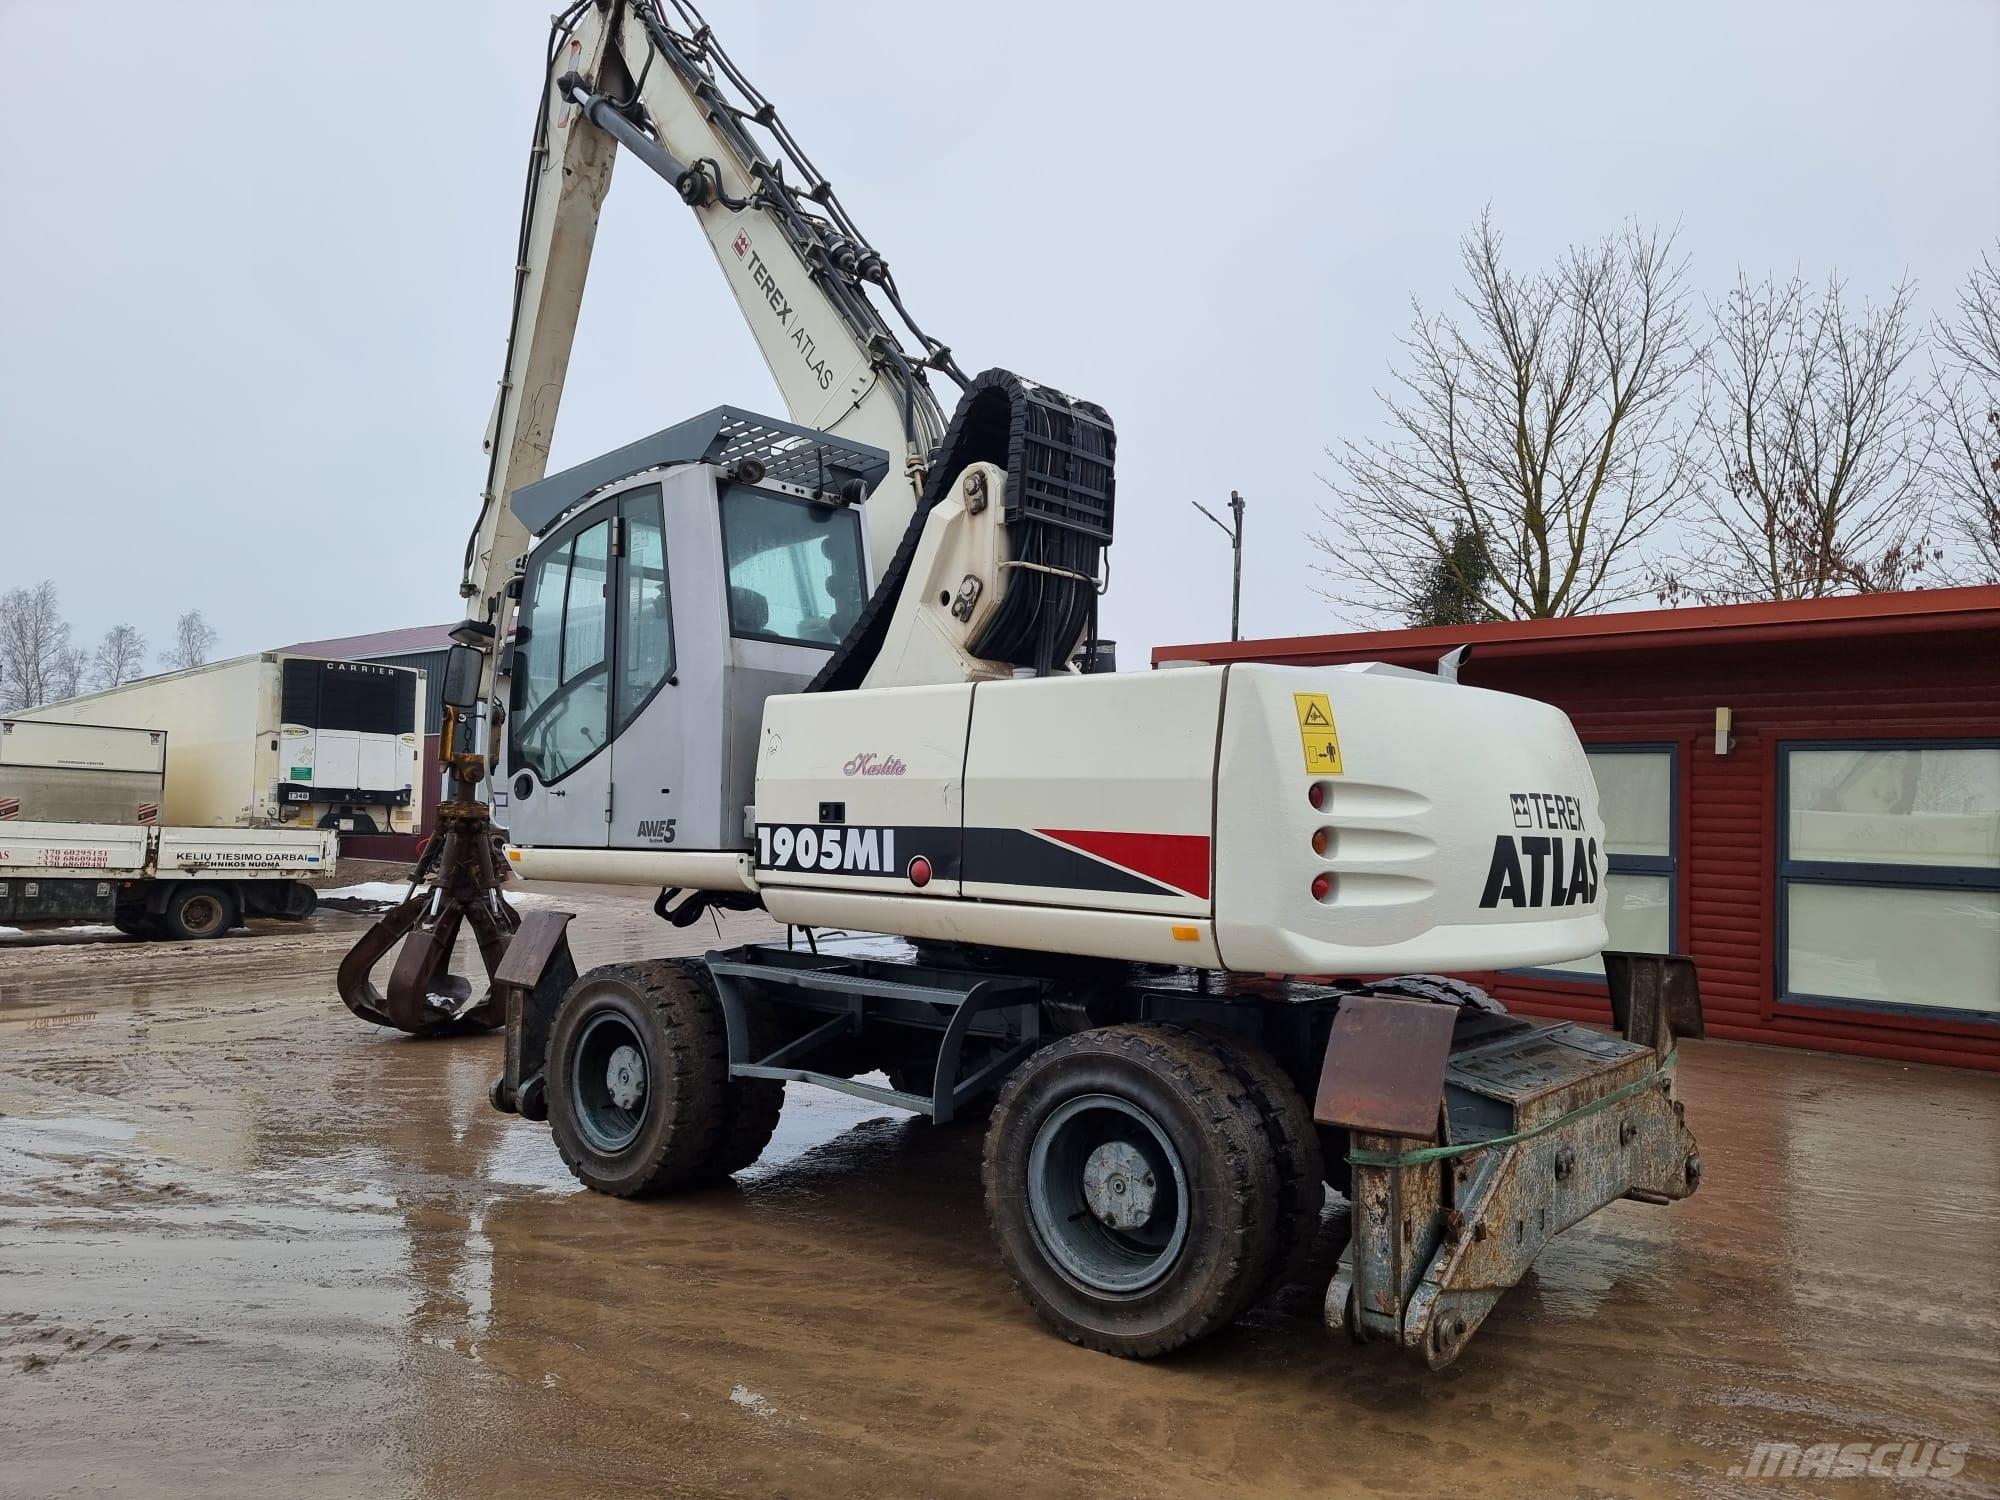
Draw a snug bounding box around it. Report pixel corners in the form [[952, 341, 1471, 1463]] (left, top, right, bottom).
[[460, 0, 951, 685]]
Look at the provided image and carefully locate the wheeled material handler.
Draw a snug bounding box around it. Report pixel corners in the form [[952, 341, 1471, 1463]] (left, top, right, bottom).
[[340, 0, 1703, 1365]]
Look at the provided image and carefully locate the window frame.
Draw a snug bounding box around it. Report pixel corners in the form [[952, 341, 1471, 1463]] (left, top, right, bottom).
[[610, 485, 675, 740], [510, 484, 676, 788], [717, 485, 866, 651], [1517, 742, 1682, 987], [1775, 737, 2000, 1024]]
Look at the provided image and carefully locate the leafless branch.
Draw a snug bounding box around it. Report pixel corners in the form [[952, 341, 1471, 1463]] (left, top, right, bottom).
[[1929, 247, 2000, 581], [1311, 213, 1699, 622], [1667, 271, 1938, 603]]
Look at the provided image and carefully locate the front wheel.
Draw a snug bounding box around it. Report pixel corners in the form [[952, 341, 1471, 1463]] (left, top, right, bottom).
[[982, 1023, 1280, 1358], [545, 960, 782, 1197]]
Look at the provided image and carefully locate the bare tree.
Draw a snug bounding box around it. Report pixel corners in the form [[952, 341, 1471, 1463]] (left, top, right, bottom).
[[1669, 272, 1937, 603], [160, 610, 219, 672], [1930, 248, 2000, 581], [90, 623, 150, 690], [0, 581, 77, 711], [1311, 214, 1700, 621], [50, 645, 89, 702]]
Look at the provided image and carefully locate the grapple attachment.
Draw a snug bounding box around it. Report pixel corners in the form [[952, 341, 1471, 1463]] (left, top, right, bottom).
[[336, 800, 520, 1036]]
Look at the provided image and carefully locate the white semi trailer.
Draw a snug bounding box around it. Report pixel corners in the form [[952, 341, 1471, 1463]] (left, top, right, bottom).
[[0, 719, 335, 939], [18, 653, 426, 837]]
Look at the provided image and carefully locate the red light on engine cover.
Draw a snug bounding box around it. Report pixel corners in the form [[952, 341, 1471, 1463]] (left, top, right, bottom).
[[1307, 782, 1327, 811], [908, 855, 933, 887], [1310, 872, 1334, 902]]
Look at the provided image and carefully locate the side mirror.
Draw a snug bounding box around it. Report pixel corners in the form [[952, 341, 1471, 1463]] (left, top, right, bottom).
[[441, 643, 485, 710]]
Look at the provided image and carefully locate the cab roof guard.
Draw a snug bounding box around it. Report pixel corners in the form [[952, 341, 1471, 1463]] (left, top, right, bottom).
[[509, 406, 891, 536]]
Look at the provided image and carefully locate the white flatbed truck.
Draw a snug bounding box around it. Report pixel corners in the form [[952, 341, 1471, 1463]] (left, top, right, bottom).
[[0, 719, 334, 939]]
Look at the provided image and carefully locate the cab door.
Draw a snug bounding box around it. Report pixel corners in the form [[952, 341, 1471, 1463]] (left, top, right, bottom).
[[605, 484, 684, 849], [507, 509, 615, 847]]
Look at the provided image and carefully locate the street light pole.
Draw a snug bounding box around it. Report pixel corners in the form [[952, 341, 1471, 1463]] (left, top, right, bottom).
[[1191, 490, 1246, 641]]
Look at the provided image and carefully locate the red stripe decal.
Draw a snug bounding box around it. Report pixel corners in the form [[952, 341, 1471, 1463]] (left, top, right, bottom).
[[1035, 829, 1210, 899]]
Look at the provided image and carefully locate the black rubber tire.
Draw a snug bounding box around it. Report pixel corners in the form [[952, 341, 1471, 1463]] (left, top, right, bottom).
[[662, 959, 785, 1184], [1195, 1027, 1326, 1302], [982, 1023, 1281, 1358], [111, 911, 157, 940], [160, 884, 234, 941], [546, 960, 730, 1198]]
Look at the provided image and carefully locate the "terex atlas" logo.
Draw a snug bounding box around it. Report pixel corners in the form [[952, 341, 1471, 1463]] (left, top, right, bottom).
[[1480, 834, 1600, 909]]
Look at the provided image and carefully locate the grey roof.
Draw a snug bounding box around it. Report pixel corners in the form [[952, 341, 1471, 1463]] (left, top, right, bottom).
[[509, 405, 890, 536], [278, 623, 457, 659]]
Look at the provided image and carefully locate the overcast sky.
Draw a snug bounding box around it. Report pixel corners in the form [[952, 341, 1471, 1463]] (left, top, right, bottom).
[[3, 1, 1996, 665]]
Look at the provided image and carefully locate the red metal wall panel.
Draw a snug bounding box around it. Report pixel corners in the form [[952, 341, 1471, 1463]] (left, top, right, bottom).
[[1159, 604, 2000, 1071]]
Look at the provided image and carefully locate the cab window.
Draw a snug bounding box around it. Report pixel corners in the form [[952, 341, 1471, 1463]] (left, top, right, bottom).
[[719, 488, 865, 647], [514, 517, 611, 780], [614, 488, 673, 733]]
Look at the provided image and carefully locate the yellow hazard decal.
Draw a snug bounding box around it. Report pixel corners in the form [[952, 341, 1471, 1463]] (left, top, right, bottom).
[[1293, 692, 1343, 775]]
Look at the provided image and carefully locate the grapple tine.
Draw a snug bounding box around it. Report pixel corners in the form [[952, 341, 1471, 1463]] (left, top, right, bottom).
[[335, 892, 433, 1028]]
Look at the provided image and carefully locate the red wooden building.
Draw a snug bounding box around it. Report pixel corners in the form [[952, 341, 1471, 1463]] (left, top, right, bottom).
[[1155, 586, 2000, 1072]]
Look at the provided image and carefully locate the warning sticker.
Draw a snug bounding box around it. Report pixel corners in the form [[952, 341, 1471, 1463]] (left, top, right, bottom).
[[1293, 693, 1343, 775]]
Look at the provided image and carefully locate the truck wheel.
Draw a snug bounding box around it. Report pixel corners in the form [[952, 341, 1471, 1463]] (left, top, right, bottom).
[[1196, 1028, 1326, 1301], [546, 960, 729, 1198], [160, 885, 234, 941], [982, 1023, 1280, 1358], [658, 959, 786, 1184]]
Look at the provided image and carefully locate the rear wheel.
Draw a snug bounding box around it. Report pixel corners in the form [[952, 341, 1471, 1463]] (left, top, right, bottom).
[[1197, 1028, 1326, 1301], [160, 885, 233, 941], [982, 1023, 1280, 1358]]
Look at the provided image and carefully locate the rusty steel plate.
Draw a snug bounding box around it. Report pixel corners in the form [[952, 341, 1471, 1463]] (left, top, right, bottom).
[[493, 909, 575, 989], [1604, 950, 1706, 1055], [1313, 995, 1458, 1137]]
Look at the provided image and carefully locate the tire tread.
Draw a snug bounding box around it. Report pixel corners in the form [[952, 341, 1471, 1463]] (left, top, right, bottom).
[[982, 1021, 1281, 1358]]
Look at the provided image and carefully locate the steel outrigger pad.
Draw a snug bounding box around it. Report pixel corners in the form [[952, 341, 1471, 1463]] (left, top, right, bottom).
[[336, 806, 518, 1037], [1318, 957, 1706, 1368]]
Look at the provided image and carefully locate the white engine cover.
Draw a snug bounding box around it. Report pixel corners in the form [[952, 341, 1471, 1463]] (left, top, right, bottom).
[[749, 662, 1608, 976]]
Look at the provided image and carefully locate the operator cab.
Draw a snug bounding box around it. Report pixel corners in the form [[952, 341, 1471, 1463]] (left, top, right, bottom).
[[497, 407, 887, 855]]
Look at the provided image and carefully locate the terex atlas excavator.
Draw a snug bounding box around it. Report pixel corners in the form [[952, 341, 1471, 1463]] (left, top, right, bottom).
[[339, 0, 1705, 1365]]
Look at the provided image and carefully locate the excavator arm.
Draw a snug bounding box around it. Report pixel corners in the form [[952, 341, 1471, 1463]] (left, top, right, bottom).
[[461, 0, 953, 675], [344, 0, 1111, 1035]]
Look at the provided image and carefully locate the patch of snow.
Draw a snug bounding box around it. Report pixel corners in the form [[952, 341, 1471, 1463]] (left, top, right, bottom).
[[729, 1384, 777, 1418], [319, 881, 419, 902], [0, 923, 123, 940], [320, 881, 554, 907]]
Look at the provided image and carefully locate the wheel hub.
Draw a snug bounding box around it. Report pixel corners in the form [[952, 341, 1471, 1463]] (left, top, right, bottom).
[[1026, 1093, 1190, 1295], [1081, 1140, 1157, 1230], [606, 1044, 646, 1110]]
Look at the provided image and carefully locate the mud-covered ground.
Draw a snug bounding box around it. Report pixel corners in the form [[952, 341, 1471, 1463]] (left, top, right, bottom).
[[1, 886, 1995, 1499]]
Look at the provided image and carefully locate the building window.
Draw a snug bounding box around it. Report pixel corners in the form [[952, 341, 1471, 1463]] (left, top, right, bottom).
[[1780, 743, 2000, 1018], [1539, 746, 1677, 979]]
